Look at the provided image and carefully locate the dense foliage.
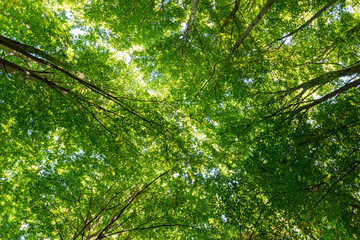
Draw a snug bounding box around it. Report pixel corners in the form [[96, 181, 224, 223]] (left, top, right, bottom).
[[1, 0, 360, 239]]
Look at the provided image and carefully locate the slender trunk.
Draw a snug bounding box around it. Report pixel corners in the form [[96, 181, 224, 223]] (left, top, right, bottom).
[[231, 0, 275, 53], [184, 0, 199, 37]]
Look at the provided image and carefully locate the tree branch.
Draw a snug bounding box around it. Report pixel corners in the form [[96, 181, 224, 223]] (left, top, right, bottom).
[[95, 170, 171, 239], [304, 161, 360, 213], [184, 0, 200, 37], [269, 0, 339, 46], [214, 0, 241, 46], [105, 224, 193, 238], [294, 77, 360, 113], [0, 35, 66, 67], [280, 63, 360, 101], [1, 37, 166, 134], [231, 0, 275, 54]]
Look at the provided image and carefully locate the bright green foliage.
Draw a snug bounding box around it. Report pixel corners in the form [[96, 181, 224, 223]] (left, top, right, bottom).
[[1, 0, 360, 239]]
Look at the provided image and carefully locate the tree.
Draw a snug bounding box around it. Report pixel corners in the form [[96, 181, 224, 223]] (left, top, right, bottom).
[[1, 0, 360, 239]]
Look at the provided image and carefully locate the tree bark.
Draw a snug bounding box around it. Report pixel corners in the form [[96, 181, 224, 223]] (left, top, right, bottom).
[[184, 0, 199, 37], [231, 0, 275, 53]]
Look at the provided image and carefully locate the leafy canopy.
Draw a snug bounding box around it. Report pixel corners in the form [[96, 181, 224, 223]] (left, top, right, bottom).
[[1, 0, 360, 239]]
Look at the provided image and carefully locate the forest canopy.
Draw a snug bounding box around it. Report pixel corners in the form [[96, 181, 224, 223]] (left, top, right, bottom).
[[1, 0, 360, 239]]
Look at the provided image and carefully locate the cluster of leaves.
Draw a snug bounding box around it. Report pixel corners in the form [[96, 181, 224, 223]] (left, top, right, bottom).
[[1, 0, 360, 239]]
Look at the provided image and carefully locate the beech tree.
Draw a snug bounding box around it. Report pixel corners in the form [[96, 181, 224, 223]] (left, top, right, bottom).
[[1, 0, 360, 239]]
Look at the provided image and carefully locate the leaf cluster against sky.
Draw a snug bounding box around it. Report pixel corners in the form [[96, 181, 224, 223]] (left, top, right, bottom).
[[1, 0, 360, 239]]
